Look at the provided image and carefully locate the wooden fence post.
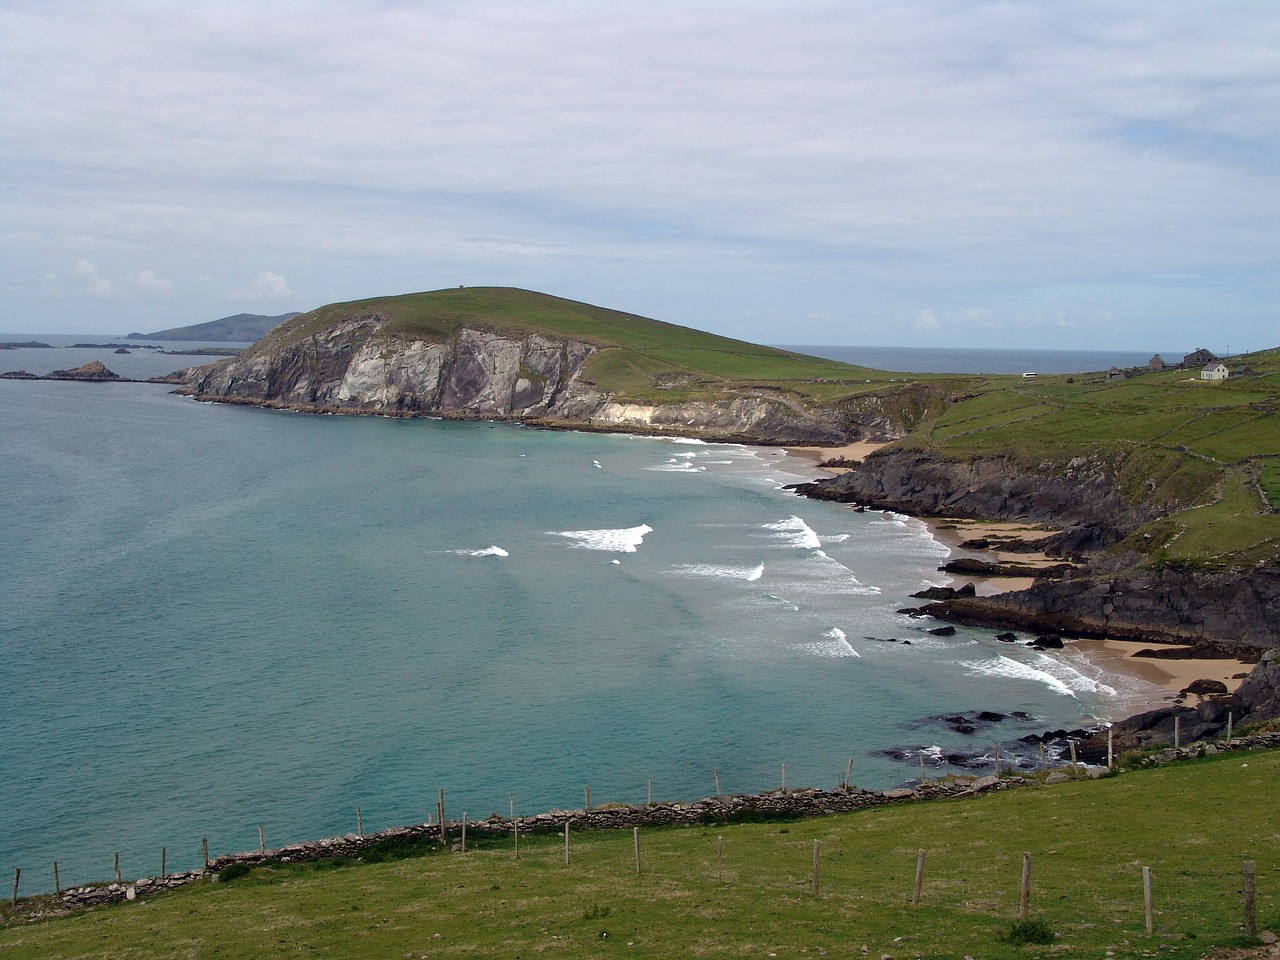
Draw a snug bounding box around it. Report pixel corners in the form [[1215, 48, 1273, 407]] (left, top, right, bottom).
[[844, 757, 854, 791], [912, 849, 926, 907], [812, 840, 820, 897], [1069, 742, 1079, 776], [647, 779, 652, 807], [356, 806, 363, 837], [438, 789, 446, 844], [259, 824, 266, 854], [1174, 716, 1181, 750], [1019, 853, 1032, 919], [633, 827, 641, 875], [1143, 865, 1153, 935], [161, 847, 166, 879], [994, 742, 1001, 778], [1244, 860, 1257, 937], [1107, 726, 1114, 769], [1039, 743, 1046, 769], [717, 835, 723, 882], [54, 861, 60, 897], [202, 836, 209, 870], [564, 821, 570, 865], [1227, 712, 1234, 746], [11, 866, 19, 905], [462, 813, 468, 853], [514, 819, 520, 860], [781, 763, 787, 793], [714, 768, 721, 796], [114, 852, 121, 883], [585, 786, 590, 812], [919, 751, 926, 786]]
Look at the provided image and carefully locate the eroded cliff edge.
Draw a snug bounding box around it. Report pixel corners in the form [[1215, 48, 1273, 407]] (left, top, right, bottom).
[[792, 448, 1280, 649], [175, 311, 939, 445]]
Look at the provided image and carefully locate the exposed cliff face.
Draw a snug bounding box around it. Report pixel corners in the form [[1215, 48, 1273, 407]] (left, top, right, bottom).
[[795, 448, 1280, 649], [180, 313, 865, 443], [920, 563, 1280, 649], [793, 448, 1155, 552]]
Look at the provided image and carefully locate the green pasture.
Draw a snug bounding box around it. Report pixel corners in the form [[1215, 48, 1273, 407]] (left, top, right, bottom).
[[4, 750, 1277, 959]]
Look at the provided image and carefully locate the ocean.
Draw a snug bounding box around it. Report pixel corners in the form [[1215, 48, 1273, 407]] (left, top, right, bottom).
[[0, 339, 1157, 892]]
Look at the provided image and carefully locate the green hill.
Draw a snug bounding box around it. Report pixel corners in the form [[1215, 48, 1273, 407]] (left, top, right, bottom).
[[128, 312, 302, 343], [3, 747, 1276, 958], [250, 286, 897, 403]]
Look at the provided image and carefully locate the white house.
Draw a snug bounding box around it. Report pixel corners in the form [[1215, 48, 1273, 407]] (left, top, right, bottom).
[[1201, 362, 1230, 381]]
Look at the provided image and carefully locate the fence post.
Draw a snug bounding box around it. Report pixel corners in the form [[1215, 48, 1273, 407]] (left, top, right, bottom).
[[994, 742, 1001, 778], [1039, 743, 1046, 769], [259, 824, 266, 854], [812, 840, 820, 897], [1069, 742, 1079, 776], [1019, 853, 1032, 919], [514, 818, 520, 860], [919, 751, 926, 786], [1244, 860, 1257, 937], [585, 786, 590, 812], [202, 836, 209, 870], [912, 849, 926, 907], [1227, 712, 1234, 746], [161, 847, 166, 879], [781, 763, 787, 793], [844, 757, 854, 791], [114, 852, 121, 883], [647, 779, 652, 807], [714, 768, 721, 796], [53, 861, 60, 897], [633, 827, 641, 875], [1107, 726, 1114, 769], [11, 866, 19, 905], [462, 813, 468, 853], [564, 821, 570, 865], [1174, 716, 1180, 750], [438, 789, 446, 844], [717, 835, 723, 882], [1143, 865, 1153, 935]]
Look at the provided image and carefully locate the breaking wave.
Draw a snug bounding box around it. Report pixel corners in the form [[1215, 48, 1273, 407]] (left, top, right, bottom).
[[550, 524, 654, 553]]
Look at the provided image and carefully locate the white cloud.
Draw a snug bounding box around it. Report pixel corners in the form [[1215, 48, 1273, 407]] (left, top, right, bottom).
[[127, 269, 175, 295], [233, 271, 294, 302], [74, 260, 113, 298], [2, 3, 1278, 346], [914, 310, 940, 333]]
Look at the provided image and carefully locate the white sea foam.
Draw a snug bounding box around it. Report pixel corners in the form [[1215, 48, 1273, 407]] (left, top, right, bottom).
[[671, 562, 765, 582], [761, 515, 822, 550], [593, 460, 602, 469], [550, 524, 654, 552], [962, 655, 1111, 701], [647, 459, 705, 473], [454, 546, 509, 558], [821, 533, 850, 543], [665, 437, 707, 445], [801, 627, 861, 658]]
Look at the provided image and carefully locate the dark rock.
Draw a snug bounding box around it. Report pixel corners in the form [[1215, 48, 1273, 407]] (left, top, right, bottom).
[[912, 583, 975, 601], [1028, 634, 1064, 649], [44, 360, 123, 382], [1181, 679, 1229, 696], [927, 625, 957, 636], [995, 632, 1018, 643], [114, 347, 131, 354], [0, 369, 38, 379]]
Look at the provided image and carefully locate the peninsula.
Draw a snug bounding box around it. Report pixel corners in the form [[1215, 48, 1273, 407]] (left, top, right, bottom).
[[173, 287, 1279, 673]]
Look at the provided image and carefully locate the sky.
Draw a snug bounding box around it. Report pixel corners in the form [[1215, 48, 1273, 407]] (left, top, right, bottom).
[[2, 2, 1278, 351]]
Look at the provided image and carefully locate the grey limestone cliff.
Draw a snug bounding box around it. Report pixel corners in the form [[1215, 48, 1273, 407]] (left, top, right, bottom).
[[180, 313, 856, 444]]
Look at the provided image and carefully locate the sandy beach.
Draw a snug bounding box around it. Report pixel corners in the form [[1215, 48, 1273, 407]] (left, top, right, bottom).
[[786, 440, 887, 472]]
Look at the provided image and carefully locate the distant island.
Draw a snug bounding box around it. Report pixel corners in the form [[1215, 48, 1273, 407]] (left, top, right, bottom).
[[127, 311, 302, 343]]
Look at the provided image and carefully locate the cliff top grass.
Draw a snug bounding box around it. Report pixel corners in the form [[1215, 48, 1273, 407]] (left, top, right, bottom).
[[252, 286, 922, 404], [908, 346, 1280, 566], [3, 749, 1276, 959]]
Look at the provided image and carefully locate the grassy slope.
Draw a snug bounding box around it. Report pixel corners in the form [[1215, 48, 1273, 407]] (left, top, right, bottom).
[[907, 348, 1280, 567], [251, 286, 915, 405], [3, 750, 1276, 959]]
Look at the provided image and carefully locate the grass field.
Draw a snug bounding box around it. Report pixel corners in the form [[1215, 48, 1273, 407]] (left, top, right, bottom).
[[3, 749, 1276, 959]]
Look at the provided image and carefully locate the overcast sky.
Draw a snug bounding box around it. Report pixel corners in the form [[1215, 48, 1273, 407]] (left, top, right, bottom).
[[2, 2, 1277, 350]]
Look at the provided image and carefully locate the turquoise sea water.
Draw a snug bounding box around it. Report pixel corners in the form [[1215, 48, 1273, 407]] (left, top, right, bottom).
[[0, 350, 1157, 893]]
